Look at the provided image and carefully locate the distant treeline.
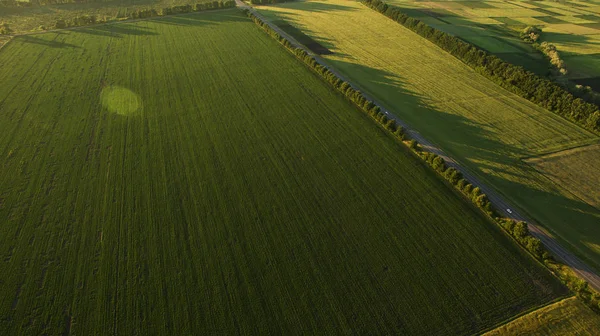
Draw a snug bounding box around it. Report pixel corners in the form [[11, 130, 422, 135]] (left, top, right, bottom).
[[54, 1, 235, 29], [245, 8, 600, 314], [362, 0, 600, 134]]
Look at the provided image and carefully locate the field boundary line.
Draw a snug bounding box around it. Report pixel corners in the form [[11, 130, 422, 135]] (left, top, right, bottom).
[[519, 138, 600, 161], [245, 2, 600, 293], [478, 295, 576, 335]]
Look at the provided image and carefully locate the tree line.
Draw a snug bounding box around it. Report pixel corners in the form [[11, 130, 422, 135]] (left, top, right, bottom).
[[246, 8, 600, 313], [362, 0, 600, 134], [521, 26, 600, 106], [54, 1, 235, 29], [521, 26, 567, 76]]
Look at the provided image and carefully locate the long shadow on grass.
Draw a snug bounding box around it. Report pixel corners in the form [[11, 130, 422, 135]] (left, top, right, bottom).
[[150, 11, 249, 27], [259, 9, 348, 58], [543, 31, 600, 48], [18, 34, 81, 49], [89, 23, 159, 37], [265, 0, 358, 14], [74, 22, 159, 39], [322, 57, 600, 270]]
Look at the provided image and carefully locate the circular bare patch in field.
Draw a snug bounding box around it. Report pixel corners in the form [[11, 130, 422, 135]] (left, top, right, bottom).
[[100, 86, 142, 116]]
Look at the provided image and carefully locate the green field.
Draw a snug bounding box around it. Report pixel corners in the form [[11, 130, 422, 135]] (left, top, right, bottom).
[[0, 0, 203, 33], [384, 0, 600, 89], [485, 297, 600, 335], [0, 8, 568, 335], [526, 144, 600, 210], [256, 0, 600, 269]]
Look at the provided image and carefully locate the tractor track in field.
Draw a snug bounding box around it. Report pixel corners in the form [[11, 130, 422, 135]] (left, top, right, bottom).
[[238, 0, 600, 291]]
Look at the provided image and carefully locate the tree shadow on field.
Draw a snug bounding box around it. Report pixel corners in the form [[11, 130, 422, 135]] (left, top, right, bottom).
[[87, 23, 159, 37], [265, 0, 357, 14], [74, 22, 158, 39], [18, 34, 81, 49], [152, 11, 248, 27], [322, 57, 600, 271], [76, 27, 121, 38], [542, 31, 600, 48], [260, 9, 349, 58]]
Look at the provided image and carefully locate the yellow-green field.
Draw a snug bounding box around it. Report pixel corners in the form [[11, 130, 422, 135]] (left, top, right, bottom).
[[256, 0, 600, 269], [526, 144, 600, 210], [484, 297, 600, 335], [385, 0, 600, 87]]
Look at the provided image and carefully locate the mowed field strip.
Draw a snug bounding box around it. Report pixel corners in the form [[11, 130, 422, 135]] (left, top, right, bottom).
[[257, 0, 600, 269], [0, 8, 566, 335], [484, 297, 600, 335]]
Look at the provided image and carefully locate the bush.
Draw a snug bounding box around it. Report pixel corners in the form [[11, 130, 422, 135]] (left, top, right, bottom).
[[0, 23, 12, 35], [521, 26, 541, 43], [408, 139, 418, 150]]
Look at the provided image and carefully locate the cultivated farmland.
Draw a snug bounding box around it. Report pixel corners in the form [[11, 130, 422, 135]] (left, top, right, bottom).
[[385, 0, 600, 89], [484, 297, 600, 335], [0, 0, 206, 33], [256, 0, 600, 269], [526, 144, 600, 210], [0, 8, 567, 335]]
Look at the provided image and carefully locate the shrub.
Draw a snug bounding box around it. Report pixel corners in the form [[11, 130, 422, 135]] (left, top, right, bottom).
[[0, 23, 12, 35]]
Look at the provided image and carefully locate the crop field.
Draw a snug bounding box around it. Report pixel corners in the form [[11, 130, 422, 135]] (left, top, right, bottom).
[[256, 0, 600, 269], [484, 297, 600, 335], [0, 8, 568, 335], [383, 0, 600, 89], [0, 0, 204, 33], [526, 144, 600, 210]]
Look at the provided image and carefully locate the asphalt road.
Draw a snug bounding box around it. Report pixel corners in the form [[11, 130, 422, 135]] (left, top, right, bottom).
[[241, 2, 600, 291]]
